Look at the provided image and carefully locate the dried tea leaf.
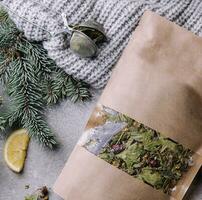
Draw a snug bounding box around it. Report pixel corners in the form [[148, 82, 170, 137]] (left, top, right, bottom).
[[24, 186, 49, 200], [140, 168, 164, 188], [25, 195, 38, 200], [160, 138, 176, 152], [117, 143, 145, 171]]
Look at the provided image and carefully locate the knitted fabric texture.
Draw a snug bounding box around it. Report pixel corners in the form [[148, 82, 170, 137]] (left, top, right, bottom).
[[1, 0, 202, 88]]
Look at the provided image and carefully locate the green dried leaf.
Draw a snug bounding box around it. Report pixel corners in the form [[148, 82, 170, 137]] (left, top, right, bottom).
[[140, 168, 164, 188], [117, 143, 145, 171], [25, 195, 38, 200]]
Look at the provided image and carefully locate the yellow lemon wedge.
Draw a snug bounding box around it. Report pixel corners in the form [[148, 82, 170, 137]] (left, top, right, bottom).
[[4, 129, 30, 173]]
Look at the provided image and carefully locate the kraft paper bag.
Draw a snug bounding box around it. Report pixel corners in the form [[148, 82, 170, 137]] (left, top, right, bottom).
[[53, 10, 202, 200]]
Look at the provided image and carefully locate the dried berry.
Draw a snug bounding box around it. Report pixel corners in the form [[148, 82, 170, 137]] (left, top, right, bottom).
[[148, 158, 160, 168], [111, 144, 125, 154]]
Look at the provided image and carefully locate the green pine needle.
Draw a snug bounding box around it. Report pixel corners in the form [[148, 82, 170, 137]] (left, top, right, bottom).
[[0, 9, 91, 149]]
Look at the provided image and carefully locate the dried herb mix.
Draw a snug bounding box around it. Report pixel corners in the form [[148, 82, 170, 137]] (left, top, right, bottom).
[[25, 186, 49, 200], [82, 105, 193, 195]]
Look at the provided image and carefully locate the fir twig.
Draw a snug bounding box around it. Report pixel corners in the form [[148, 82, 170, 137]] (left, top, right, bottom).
[[0, 9, 91, 148], [43, 68, 91, 104]]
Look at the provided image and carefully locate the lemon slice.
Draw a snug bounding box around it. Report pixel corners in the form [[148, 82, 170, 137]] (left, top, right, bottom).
[[4, 129, 30, 173]]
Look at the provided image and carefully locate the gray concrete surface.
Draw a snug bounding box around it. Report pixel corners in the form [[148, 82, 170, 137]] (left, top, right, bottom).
[[0, 91, 201, 200], [0, 92, 99, 200]]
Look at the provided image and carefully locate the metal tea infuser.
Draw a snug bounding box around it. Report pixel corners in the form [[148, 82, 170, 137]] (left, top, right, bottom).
[[62, 14, 107, 58], [2, 3, 107, 58]]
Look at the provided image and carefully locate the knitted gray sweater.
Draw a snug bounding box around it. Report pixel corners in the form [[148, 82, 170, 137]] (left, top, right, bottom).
[[1, 0, 202, 88]]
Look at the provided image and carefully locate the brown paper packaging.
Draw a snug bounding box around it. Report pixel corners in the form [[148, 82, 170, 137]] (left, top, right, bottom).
[[53, 10, 202, 200]]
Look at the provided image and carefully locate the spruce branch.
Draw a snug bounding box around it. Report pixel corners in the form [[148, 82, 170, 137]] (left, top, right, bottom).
[[0, 7, 10, 23], [5, 57, 57, 148], [43, 68, 91, 105], [0, 8, 91, 148]]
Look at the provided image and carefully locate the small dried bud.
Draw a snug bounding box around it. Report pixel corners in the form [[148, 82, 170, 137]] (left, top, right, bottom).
[[148, 159, 160, 168], [111, 144, 124, 154]]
